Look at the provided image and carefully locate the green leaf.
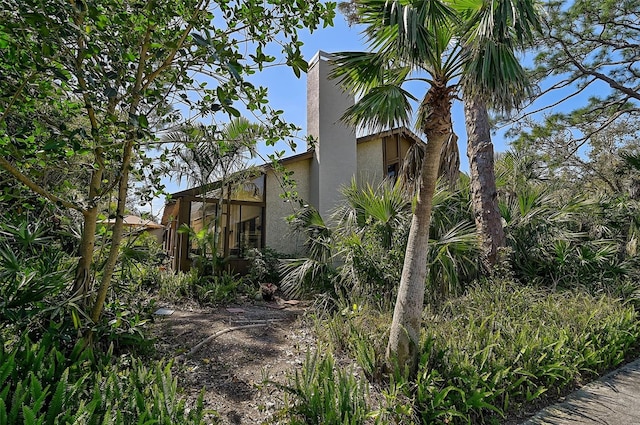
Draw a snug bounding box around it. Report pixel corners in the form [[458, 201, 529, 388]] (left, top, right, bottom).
[[22, 406, 36, 425], [137, 114, 149, 128], [191, 32, 208, 47]]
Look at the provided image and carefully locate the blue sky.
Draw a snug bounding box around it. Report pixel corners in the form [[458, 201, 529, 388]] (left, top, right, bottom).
[[246, 16, 474, 167], [143, 8, 602, 217], [149, 15, 467, 215]]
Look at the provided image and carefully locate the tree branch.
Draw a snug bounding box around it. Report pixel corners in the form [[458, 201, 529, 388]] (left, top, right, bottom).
[[0, 72, 36, 125], [553, 35, 640, 101], [0, 157, 83, 212]]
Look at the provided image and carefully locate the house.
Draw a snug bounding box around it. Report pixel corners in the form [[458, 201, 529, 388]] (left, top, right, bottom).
[[100, 214, 164, 243], [161, 51, 425, 272]]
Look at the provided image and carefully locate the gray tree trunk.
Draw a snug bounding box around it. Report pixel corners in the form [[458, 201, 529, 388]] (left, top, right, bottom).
[[463, 94, 506, 270], [386, 85, 452, 375]]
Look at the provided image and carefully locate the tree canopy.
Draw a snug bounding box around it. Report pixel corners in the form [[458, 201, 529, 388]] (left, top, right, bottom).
[[0, 0, 335, 325], [510, 0, 639, 148]]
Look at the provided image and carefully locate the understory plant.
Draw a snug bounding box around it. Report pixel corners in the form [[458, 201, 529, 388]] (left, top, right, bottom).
[[272, 351, 372, 425], [0, 334, 206, 425], [0, 211, 81, 342], [311, 280, 640, 424], [157, 269, 244, 306], [281, 178, 480, 307], [497, 150, 640, 294], [245, 247, 285, 285], [411, 281, 640, 423]]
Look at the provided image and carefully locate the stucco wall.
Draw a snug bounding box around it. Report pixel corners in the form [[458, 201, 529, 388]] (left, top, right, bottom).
[[264, 159, 312, 255], [356, 138, 384, 188], [307, 52, 356, 221]]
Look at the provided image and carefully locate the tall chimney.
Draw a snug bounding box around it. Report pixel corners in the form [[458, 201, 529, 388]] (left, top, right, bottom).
[[306, 51, 356, 221]]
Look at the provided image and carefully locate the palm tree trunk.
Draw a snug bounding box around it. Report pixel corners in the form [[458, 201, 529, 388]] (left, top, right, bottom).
[[463, 94, 505, 270], [386, 85, 452, 374]]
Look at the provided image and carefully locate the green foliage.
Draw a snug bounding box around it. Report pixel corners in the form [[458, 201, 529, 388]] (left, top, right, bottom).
[[92, 297, 156, 354], [412, 282, 640, 423], [284, 179, 480, 306], [314, 281, 640, 424], [318, 303, 390, 382], [496, 151, 639, 292], [280, 206, 338, 299], [194, 273, 242, 306], [0, 212, 80, 339], [178, 223, 227, 279], [1, 0, 336, 327], [273, 351, 372, 425], [521, 0, 640, 150], [335, 181, 410, 308], [115, 231, 167, 291], [245, 247, 285, 285], [0, 335, 206, 425], [425, 178, 481, 303], [156, 269, 243, 306], [158, 269, 201, 302]]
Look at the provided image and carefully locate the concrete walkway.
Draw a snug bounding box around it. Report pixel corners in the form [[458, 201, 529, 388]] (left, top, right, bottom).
[[523, 357, 640, 424]]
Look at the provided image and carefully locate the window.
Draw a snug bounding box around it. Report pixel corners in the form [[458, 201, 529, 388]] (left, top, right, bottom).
[[384, 135, 401, 182], [383, 134, 411, 183], [187, 174, 265, 259], [387, 163, 399, 180]]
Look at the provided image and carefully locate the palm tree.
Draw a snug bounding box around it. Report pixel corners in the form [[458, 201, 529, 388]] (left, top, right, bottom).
[[465, 97, 507, 270], [331, 0, 540, 373], [163, 117, 261, 275]]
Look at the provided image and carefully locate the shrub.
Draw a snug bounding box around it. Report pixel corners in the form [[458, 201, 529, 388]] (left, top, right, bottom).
[[93, 297, 156, 354], [157, 269, 244, 306], [501, 188, 638, 294], [0, 213, 82, 344], [157, 269, 200, 302], [245, 247, 285, 285], [195, 272, 241, 305], [282, 180, 481, 306], [280, 206, 337, 299]]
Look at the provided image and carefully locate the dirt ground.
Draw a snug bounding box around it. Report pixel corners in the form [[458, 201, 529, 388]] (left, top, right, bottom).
[[152, 299, 315, 425]]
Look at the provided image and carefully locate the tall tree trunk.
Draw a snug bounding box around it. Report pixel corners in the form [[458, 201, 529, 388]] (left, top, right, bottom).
[[89, 25, 151, 323], [72, 157, 105, 298], [463, 94, 505, 270], [90, 138, 135, 322], [386, 85, 453, 374], [73, 208, 98, 297]]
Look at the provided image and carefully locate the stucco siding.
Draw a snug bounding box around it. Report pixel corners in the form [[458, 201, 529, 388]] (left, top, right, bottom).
[[356, 138, 384, 188], [264, 159, 312, 255]]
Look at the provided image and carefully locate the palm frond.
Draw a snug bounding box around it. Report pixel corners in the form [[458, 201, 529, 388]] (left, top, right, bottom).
[[329, 51, 394, 93], [459, 0, 542, 109], [359, 0, 457, 68], [462, 40, 532, 111], [335, 179, 410, 248], [279, 258, 334, 299], [398, 141, 424, 195], [329, 51, 416, 114], [439, 131, 460, 187], [341, 85, 417, 132]]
